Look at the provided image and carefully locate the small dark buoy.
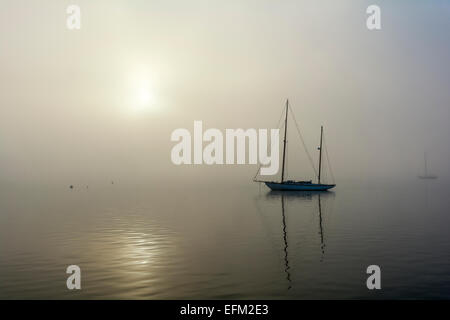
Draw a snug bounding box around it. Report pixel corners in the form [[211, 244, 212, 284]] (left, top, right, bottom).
[[69, 185, 74, 189]]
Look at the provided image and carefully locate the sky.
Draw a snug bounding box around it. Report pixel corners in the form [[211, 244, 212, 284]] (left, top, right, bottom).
[[0, 0, 449, 186]]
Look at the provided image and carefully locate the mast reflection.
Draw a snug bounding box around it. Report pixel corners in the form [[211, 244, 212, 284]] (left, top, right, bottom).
[[261, 190, 334, 290], [280, 194, 292, 289]]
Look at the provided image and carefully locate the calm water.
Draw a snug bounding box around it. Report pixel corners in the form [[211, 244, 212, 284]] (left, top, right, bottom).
[[1, 179, 450, 299]]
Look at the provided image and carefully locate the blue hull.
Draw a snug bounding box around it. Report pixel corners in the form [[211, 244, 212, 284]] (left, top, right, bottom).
[[265, 182, 335, 191]]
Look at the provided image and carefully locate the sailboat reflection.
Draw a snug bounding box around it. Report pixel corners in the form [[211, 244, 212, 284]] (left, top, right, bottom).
[[261, 191, 334, 290], [280, 194, 292, 289]]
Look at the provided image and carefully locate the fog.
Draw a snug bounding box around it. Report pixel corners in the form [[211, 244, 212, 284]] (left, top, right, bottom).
[[1, 0, 449, 186]]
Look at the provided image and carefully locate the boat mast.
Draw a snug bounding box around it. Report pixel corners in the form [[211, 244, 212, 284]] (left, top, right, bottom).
[[318, 126, 323, 184], [281, 100, 289, 183]]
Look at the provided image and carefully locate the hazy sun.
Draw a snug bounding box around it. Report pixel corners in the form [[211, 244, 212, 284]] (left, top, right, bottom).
[[138, 88, 152, 105], [133, 85, 154, 112], [126, 66, 158, 114], [130, 81, 154, 113]]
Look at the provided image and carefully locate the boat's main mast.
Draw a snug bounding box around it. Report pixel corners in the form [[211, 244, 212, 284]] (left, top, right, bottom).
[[281, 100, 289, 183], [318, 126, 323, 184]]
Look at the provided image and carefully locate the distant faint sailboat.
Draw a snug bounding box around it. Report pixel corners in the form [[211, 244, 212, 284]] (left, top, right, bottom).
[[418, 152, 437, 179], [255, 99, 336, 191]]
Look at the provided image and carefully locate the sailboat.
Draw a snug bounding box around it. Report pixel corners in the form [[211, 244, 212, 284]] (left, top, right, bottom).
[[418, 152, 437, 179], [255, 100, 336, 191]]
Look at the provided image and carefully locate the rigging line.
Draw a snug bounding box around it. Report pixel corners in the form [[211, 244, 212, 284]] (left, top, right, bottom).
[[289, 107, 318, 178], [322, 136, 332, 184], [254, 121, 286, 180], [323, 135, 335, 184], [254, 105, 286, 180], [253, 166, 261, 181], [276, 103, 286, 130]]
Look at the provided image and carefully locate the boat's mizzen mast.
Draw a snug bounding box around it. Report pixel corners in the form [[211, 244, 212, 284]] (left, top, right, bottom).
[[318, 126, 323, 184], [280, 99, 289, 183]]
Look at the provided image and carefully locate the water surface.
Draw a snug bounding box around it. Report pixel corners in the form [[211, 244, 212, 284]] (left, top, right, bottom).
[[1, 179, 449, 299]]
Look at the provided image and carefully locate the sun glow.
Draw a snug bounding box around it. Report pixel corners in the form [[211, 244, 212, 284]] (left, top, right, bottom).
[[125, 66, 159, 114], [133, 85, 154, 112], [131, 80, 155, 113], [138, 88, 152, 105]]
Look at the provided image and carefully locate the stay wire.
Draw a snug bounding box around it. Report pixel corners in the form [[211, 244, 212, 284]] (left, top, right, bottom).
[[254, 103, 287, 180], [289, 108, 319, 178], [323, 135, 335, 184]]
